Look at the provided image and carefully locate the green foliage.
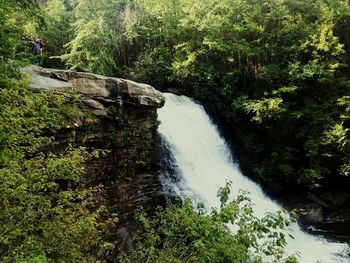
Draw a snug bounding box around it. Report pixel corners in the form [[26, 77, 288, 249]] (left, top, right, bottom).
[[234, 96, 286, 124], [53, 0, 139, 76], [119, 183, 298, 262], [39, 0, 74, 68], [0, 75, 116, 262], [130, 46, 173, 89], [57, 0, 117, 74], [0, 2, 116, 257], [35, 0, 350, 191]]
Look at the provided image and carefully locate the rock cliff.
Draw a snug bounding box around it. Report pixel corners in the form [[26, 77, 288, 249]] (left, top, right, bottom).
[[22, 66, 166, 254]]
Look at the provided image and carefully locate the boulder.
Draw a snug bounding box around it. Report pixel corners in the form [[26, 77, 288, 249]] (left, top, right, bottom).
[[21, 65, 165, 108], [303, 206, 324, 223], [21, 66, 72, 91]]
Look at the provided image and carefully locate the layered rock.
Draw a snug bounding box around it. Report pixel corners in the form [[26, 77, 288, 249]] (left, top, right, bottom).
[[23, 65, 164, 107], [23, 66, 166, 254]]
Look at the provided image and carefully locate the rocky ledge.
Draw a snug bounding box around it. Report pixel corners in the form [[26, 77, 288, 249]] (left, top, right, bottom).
[[23, 65, 164, 109], [23, 66, 166, 256]]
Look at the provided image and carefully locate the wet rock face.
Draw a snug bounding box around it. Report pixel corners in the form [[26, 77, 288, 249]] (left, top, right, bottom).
[[23, 66, 166, 254], [74, 105, 167, 254], [282, 190, 350, 242]]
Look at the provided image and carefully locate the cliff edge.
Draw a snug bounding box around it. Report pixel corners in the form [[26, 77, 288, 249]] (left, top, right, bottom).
[[22, 66, 166, 256]]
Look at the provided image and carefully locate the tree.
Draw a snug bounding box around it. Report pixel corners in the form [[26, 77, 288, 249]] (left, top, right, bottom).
[[59, 0, 126, 75]]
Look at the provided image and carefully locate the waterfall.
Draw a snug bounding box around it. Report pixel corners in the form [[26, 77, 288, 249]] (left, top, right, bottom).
[[157, 93, 349, 263]]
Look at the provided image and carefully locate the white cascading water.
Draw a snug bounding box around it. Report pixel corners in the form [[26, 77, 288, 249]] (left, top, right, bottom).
[[157, 93, 349, 263]]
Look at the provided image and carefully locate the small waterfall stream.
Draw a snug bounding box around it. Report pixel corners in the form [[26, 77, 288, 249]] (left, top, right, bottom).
[[157, 93, 349, 263]]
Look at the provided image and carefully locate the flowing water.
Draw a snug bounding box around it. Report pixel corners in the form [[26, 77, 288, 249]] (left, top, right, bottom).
[[157, 93, 349, 263]]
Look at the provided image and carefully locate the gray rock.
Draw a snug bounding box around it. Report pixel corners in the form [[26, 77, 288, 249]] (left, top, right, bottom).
[[21, 65, 165, 108], [82, 99, 106, 110], [92, 109, 108, 117], [123, 79, 165, 107], [21, 66, 73, 91], [305, 206, 324, 223]]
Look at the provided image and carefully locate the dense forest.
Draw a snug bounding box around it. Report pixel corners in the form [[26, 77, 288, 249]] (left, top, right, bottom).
[[37, 0, 350, 192], [1, 0, 350, 262]]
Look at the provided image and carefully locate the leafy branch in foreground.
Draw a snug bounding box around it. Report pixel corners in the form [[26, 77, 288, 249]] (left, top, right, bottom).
[[119, 182, 299, 263]]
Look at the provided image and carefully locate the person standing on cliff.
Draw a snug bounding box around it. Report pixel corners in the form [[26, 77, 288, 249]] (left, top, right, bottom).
[[32, 38, 44, 66], [39, 39, 45, 55]]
